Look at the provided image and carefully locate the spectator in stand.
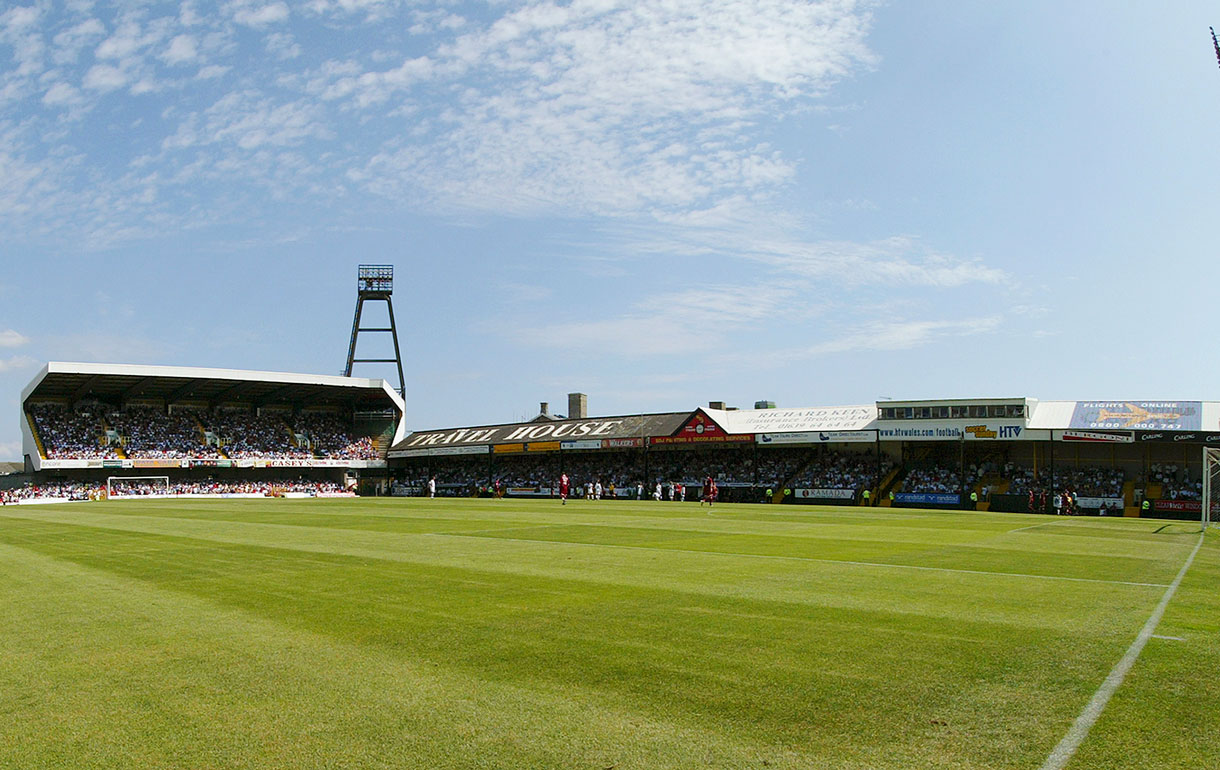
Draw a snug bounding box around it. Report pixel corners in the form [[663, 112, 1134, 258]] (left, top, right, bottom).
[[28, 403, 119, 459], [296, 413, 381, 460], [792, 450, 893, 495], [212, 410, 313, 459], [111, 405, 221, 460]]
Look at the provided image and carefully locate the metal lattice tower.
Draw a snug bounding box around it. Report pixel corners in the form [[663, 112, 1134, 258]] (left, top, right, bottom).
[[344, 265, 406, 399]]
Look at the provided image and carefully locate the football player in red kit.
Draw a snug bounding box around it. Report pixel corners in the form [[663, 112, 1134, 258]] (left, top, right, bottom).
[[559, 473, 570, 505]]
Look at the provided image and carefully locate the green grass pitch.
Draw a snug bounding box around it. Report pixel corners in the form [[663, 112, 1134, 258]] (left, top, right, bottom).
[[1, 498, 1217, 769]]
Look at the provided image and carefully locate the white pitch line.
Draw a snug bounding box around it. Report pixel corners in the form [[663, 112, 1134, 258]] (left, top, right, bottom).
[[1007, 521, 1060, 533], [1040, 533, 1205, 770], [432, 533, 1171, 589]]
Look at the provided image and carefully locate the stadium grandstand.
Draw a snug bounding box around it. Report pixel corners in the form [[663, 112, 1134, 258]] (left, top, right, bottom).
[[4, 362, 404, 504], [10, 371, 1220, 522], [389, 396, 1220, 520]]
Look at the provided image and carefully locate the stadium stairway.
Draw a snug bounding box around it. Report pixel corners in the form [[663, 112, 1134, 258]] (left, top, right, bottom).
[[98, 416, 126, 459], [25, 411, 47, 458], [194, 415, 209, 449], [761, 451, 816, 504], [876, 468, 904, 507], [972, 474, 1007, 512], [370, 423, 396, 457]]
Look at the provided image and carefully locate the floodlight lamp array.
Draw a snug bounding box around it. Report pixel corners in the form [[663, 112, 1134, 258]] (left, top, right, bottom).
[[357, 264, 394, 295]]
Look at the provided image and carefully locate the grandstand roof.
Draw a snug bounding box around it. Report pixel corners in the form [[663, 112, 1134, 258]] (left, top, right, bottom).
[[21, 362, 404, 412], [391, 411, 691, 456], [703, 405, 876, 433], [392, 397, 1220, 457]]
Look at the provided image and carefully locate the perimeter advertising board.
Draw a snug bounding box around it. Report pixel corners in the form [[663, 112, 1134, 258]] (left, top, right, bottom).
[[894, 492, 961, 505], [795, 489, 856, 500], [758, 431, 875, 445], [878, 423, 1029, 441], [397, 445, 489, 458], [1055, 430, 1134, 443], [1069, 402, 1202, 431], [651, 434, 754, 446], [1153, 500, 1201, 513]]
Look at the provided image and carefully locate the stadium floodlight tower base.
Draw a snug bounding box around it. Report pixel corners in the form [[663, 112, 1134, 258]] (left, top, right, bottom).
[[107, 475, 171, 499], [1204, 447, 1220, 529]]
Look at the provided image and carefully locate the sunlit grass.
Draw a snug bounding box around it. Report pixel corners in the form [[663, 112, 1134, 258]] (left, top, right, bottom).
[[1, 498, 1215, 769]]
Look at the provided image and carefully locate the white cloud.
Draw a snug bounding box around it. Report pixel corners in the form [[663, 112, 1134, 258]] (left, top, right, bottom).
[[232, 3, 290, 28], [499, 282, 805, 355], [162, 34, 198, 65], [0, 440, 21, 460], [95, 22, 145, 60], [196, 90, 331, 149], [42, 81, 83, 106], [0, 355, 36, 371], [0, 4, 46, 78], [748, 236, 1008, 288], [0, 329, 29, 347], [196, 64, 230, 80], [305, 0, 404, 23], [83, 63, 128, 91], [265, 32, 301, 60], [1, 6, 40, 31], [320, 0, 878, 216], [51, 17, 106, 64], [799, 317, 1001, 358]]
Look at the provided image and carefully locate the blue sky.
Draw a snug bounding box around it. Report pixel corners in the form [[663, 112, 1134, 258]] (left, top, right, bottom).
[[2, 0, 1219, 458]]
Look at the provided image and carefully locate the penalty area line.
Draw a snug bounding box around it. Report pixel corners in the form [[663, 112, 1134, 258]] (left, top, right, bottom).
[[1039, 532, 1205, 770]]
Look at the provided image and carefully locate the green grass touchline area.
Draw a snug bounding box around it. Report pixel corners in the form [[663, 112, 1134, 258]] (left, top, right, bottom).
[[1, 498, 1215, 769]]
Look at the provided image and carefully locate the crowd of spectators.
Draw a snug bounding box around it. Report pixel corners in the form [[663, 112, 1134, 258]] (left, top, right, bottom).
[[492, 455, 556, 488], [109, 478, 349, 496], [400, 456, 489, 490], [1151, 463, 1202, 500], [297, 413, 380, 460], [791, 450, 893, 493], [28, 403, 118, 459], [562, 452, 638, 489], [1, 480, 101, 503], [755, 448, 810, 490], [1007, 464, 1125, 498], [109, 406, 221, 459], [648, 448, 755, 485], [2, 477, 350, 503], [902, 465, 963, 494], [29, 403, 383, 462], [403, 448, 898, 496], [210, 410, 312, 459]]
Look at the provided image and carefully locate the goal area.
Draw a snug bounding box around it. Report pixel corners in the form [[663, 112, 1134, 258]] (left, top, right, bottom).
[[1204, 448, 1220, 528], [106, 475, 171, 499]]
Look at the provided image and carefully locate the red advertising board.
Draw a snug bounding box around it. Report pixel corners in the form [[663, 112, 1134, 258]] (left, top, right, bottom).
[[675, 411, 728, 439], [651, 434, 754, 445], [1154, 499, 1201, 513]]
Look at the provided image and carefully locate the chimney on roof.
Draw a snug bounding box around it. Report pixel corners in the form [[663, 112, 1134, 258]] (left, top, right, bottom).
[[568, 392, 587, 419], [709, 401, 726, 410], [540, 401, 550, 417]]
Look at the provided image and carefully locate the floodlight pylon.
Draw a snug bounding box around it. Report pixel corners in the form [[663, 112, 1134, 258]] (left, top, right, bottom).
[[344, 264, 406, 400]]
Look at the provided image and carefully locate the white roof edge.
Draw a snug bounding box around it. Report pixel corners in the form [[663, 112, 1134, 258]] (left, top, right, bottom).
[[19, 361, 51, 404], [37, 361, 391, 391], [23, 362, 405, 421]]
